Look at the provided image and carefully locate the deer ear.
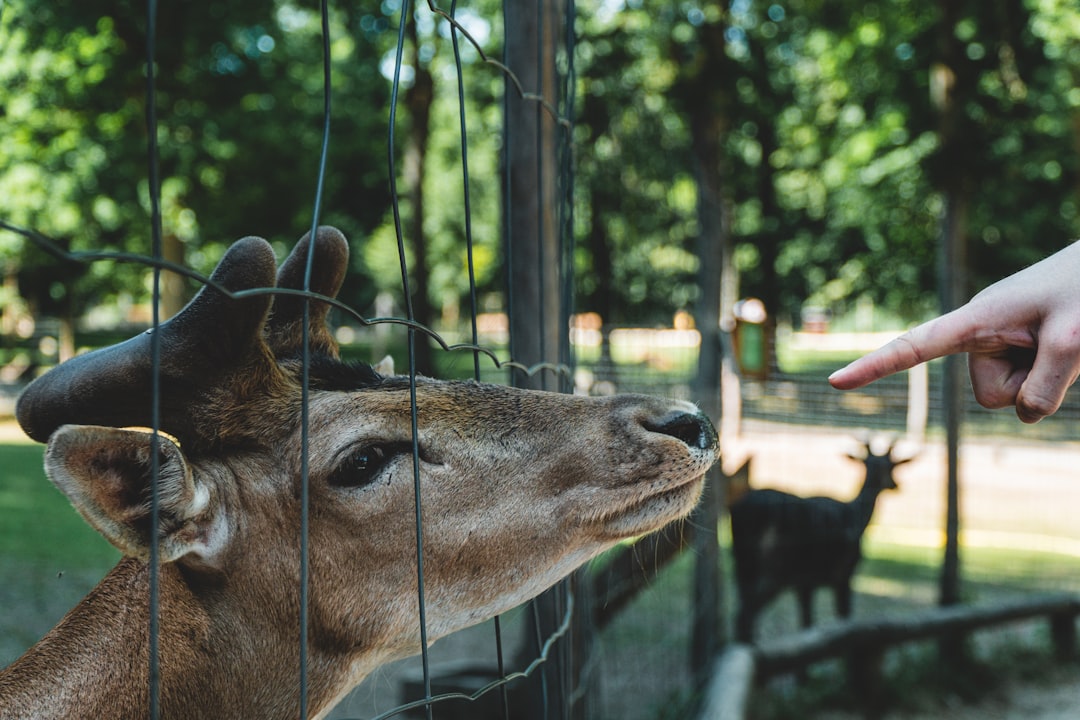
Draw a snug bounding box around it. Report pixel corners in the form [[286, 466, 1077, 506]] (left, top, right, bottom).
[[44, 426, 225, 565], [372, 355, 396, 376]]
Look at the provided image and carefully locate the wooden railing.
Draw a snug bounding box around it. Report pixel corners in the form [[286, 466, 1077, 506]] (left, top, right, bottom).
[[698, 593, 1080, 720]]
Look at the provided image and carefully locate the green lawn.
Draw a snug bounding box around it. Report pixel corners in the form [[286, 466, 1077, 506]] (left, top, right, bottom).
[[0, 440, 120, 665], [0, 442, 118, 568]]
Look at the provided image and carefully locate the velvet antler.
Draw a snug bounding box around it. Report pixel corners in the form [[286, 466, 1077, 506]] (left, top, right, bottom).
[[17, 228, 353, 447], [265, 226, 349, 359]]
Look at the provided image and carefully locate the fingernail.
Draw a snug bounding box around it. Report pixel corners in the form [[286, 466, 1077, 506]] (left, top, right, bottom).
[[1017, 408, 1043, 424]]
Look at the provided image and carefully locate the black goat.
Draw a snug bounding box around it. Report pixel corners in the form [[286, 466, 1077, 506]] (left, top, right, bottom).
[[730, 441, 910, 643]]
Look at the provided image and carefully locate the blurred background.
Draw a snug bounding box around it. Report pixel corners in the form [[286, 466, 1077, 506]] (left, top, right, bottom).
[[3, 1, 1080, 718]]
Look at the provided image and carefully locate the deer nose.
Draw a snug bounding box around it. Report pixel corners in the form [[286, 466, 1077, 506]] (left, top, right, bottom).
[[645, 410, 718, 451]]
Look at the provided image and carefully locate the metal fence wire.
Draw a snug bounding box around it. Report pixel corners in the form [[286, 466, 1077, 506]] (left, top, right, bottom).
[[1, 1, 582, 719]]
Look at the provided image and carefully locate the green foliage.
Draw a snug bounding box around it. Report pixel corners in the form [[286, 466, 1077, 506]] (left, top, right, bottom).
[[0, 0, 396, 318], [0, 1, 520, 329], [574, 0, 1080, 327]]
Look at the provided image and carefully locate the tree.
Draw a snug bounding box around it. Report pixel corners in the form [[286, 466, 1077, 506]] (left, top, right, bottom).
[[0, 1, 394, 346], [573, 0, 1080, 330], [574, 10, 700, 327]]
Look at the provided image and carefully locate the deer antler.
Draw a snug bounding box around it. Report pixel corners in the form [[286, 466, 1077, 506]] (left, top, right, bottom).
[[264, 226, 349, 359], [16, 236, 279, 446]]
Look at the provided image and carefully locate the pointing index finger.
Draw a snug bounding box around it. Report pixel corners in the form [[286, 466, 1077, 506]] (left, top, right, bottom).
[[828, 311, 976, 390]]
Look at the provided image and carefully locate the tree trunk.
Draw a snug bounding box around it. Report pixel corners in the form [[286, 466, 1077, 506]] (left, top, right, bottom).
[[579, 88, 618, 386], [504, 3, 581, 719], [504, 0, 561, 393], [161, 233, 186, 321], [57, 311, 76, 364], [933, 0, 972, 614], [586, 184, 617, 384], [669, 1, 735, 685], [747, 35, 783, 323], [404, 14, 437, 376]]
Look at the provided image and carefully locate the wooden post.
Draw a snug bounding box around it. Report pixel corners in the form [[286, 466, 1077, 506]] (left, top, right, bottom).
[[691, 464, 725, 678], [848, 644, 886, 720], [932, 0, 971, 668], [503, 3, 582, 719], [906, 363, 928, 445], [1050, 612, 1077, 662], [696, 645, 755, 720], [505, 0, 560, 395]]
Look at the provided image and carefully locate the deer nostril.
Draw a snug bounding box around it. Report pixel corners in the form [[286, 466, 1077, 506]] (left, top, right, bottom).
[[645, 411, 717, 451]]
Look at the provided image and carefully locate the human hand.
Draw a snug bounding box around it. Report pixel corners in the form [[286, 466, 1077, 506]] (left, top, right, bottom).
[[828, 241, 1080, 423]]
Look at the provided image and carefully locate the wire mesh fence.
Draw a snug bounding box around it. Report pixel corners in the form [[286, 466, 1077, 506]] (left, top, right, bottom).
[[0, 1, 594, 719], [572, 325, 1080, 718]]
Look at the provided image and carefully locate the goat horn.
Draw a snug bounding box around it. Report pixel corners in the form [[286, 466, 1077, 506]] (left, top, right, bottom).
[[16, 236, 278, 444], [265, 226, 349, 359]]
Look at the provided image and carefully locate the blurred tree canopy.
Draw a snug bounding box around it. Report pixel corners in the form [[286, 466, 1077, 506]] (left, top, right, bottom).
[[576, 0, 1080, 326], [1, 0, 1079, 350], [0, 0, 505, 352]]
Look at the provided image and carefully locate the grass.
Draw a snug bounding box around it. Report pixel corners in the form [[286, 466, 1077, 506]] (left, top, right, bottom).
[[0, 442, 118, 569], [864, 537, 1080, 596], [4, 441, 1077, 716], [747, 638, 1078, 720], [774, 346, 864, 376], [0, 440, 120, 665]]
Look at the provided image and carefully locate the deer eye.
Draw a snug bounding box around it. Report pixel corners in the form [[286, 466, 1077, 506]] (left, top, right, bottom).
[[328, 446, 394, 488]]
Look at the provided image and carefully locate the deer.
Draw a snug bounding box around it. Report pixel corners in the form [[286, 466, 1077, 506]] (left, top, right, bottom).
[[0, 227, 719, 720], [729, 439, 910, 643]]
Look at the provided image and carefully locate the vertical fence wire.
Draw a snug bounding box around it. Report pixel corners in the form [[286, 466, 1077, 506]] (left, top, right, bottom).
[[501, 0, 517, 379], [447, 3, 512, 717], [143, 1, 163, 717], [535, 0, 548, 393], [386, 3, 436, 719], [298, 1, 335, 715], [559, 0, 577, 397], [557, 8, 580, 715], [530, 0, 552, 713]]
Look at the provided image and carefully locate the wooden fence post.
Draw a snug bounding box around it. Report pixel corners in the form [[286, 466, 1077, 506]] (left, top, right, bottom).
[[1050, 611, 1077, 661], [691, 462, 725, 682], [906, 363, 928, 444], [847, 643, 886, 720], [696, 645, 755, 720]]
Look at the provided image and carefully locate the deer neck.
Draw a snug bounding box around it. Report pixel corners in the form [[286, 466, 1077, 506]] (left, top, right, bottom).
[[0, 557, 351, 720], [850, 482, 884, 529]]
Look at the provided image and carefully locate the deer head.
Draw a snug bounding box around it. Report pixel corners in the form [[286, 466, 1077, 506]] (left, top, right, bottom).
[[5, 227, 718, 719], [846, 436, 914, 493]]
